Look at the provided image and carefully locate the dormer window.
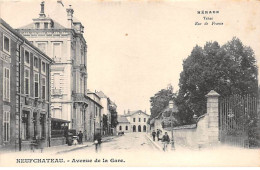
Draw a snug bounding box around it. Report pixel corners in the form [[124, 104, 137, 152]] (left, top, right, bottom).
[[44, 23, 48, 29], [35, 23, 40, 29]]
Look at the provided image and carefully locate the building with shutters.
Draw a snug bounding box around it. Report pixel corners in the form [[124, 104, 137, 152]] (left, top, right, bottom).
[[0, 18, 52, 151], [16, 1, 88, 145]]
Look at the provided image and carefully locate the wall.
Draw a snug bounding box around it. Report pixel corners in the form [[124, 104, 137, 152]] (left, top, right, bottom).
[[117, 123, 131, 133]]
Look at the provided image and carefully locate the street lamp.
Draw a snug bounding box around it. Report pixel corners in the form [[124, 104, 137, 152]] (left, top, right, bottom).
[[169, 100, 175, 150]]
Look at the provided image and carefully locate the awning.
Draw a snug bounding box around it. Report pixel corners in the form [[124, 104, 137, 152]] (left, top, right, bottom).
[[51, 118, 70, 123]]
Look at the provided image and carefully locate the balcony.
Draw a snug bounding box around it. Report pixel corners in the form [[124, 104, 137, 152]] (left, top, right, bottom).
[[72, 92, 88, 105], [52, 89, 62, 96]]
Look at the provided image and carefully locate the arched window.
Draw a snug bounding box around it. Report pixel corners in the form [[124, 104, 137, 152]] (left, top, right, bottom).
[[138, 125, 141, 132], [119, 126, 122, 130], [133, 125, 136, 132], [125, 126, 128, 130], [143, 125, 146, 132]]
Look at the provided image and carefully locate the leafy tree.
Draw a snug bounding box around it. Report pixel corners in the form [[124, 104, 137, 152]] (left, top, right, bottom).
[[149, 85, 176, 121], [109, 106, 118, 128], [177, 37, 258, 124]]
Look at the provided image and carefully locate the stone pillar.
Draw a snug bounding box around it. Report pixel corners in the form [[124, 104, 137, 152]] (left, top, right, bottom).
[[206, 90, 220, 146]]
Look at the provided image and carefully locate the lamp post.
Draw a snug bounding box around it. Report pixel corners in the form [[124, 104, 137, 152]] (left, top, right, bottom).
[[169, 100, 175, 150]]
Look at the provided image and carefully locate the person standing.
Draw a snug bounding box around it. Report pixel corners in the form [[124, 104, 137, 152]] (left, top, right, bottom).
[[152, 130, 156, 141], [156, 129, 160, 141], [162, 132, 170, 151], [78, 131, 83, 144]]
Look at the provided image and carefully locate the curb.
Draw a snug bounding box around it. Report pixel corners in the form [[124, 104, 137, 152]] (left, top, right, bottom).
[[56, 137, 115, 154], [145, 134, 162, 151]]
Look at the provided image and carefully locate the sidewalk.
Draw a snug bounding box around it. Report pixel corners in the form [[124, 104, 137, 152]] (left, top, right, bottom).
[[145, 133, 189, 151], [12, 135, 117, 155]]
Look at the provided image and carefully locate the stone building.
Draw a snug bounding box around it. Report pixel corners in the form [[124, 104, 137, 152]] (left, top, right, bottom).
[[17, 1, 88, 144], [85, 90, 103, 141], [117, 110, 149, 133], [0, 19, 52, 151], [96, 91, 117, 135]]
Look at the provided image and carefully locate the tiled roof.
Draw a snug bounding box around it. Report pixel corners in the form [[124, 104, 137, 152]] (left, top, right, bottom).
[[18, 19, 66, 29], [117, 116, 130, 123], [124, 110, 149, 117], [96, 91, 107, 98]]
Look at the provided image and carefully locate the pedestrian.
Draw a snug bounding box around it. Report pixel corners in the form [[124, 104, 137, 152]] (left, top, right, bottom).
[[162, 132, 170, 151], [94, 133, 102, 153], [78, 131, 83, 144], [152, 130, 156, 141], [156, 129, 160, 141]]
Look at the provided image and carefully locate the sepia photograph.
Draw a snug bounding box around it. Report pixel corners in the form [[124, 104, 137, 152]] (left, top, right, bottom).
[[0, 0, 259, 167]]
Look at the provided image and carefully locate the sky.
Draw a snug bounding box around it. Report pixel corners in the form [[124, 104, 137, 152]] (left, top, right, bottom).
[[1, 0, 260, 115]]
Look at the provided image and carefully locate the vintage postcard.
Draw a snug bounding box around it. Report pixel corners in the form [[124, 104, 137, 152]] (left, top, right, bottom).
[[0, 0, 259, 167]]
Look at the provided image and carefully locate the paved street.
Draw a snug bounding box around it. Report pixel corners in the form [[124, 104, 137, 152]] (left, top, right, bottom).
[[62, 132, 157, 155]]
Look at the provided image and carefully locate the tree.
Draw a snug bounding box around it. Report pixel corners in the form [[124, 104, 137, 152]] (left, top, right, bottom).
[[149, 85, 176, 120], [109, 106, 118, 128], [177, 37, 258, 124]]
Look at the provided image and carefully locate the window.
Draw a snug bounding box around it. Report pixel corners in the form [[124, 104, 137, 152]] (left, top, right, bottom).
[[38, 43, 47, 54], [34, 56, 39, 69], [35, 23, 40, 29], [3, 111, 10, 142], [24, 50, 30, 65], [96, 107, 98, 116], [125, 126, 128, 130], [44, 23, 48, 29], [42, 77, 46, 100], [3, 35, 10, 54], [24, 69, 30, 95], [144, 118, 146, 122], [139, 118, 141, 122], [133, 118, 135, 122], [3, 68, 10, 101], [53, 42, 61, 59], [21, 111, 29, 140], [119, 126, 122, 130], [34, 73, 39, 98], [53, 73, 61, 89], [42, 61, 46, 73]]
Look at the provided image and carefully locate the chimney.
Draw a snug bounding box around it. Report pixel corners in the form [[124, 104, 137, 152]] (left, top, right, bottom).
[[39, 1, 46, 18], [124, 110, 125, 115], [128, 109, 130, 114], [66, 5, 74, 28]]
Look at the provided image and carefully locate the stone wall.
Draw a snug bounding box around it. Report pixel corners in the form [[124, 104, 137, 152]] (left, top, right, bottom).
[[160, 90, 220, 149]]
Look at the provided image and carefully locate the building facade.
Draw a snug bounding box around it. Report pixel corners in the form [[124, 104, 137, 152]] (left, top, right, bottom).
[[17, 2, 88, 138], [0, 19, 52, 151], [85, 90, 103, 141], [117, 110, 149, 133]]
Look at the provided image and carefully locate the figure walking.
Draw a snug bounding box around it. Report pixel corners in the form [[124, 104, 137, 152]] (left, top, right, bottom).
[[156, 129, 160, 141], [162, 132, 170, 152], [94, 133, 102, 153], [152, 130, 156, 141]]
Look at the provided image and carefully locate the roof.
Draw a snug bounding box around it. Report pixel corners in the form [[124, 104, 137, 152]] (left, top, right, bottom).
[[124, 110, 150, 117], [96, 91, 108, 98], [117, 116, 130, 123], [0, 18, 53, 63], [19, 19, 66, 30]]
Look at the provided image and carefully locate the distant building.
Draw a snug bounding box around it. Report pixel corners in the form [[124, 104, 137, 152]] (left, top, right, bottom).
[[117, 110, 149, 133], [16, 1, 88, 145], [0, 19, 52, 151], [96, 91, 118, 135], [86, 90, 103, 141], [117, 116, 131, 133]]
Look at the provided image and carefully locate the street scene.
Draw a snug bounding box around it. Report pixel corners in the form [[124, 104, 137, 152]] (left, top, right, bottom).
[[0, 0, 260, 167]]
